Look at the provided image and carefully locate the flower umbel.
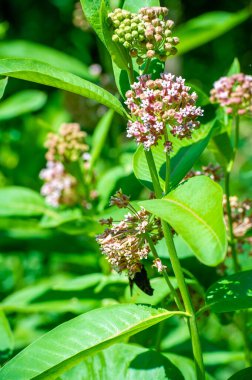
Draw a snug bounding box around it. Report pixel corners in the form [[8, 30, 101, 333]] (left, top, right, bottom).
[[96, 193, 163, 278], [125, 74, 203, 150], [39, 161, 78, 207], [45, 123, 88, 162], [108, 7, 179, 64], [210, 73, 252, 115]]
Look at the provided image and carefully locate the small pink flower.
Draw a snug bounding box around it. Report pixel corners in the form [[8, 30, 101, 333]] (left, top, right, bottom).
[[210, 73, 252, 115]]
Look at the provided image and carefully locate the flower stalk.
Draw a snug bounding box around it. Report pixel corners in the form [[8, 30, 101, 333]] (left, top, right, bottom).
[[145, 149, 205, 380]]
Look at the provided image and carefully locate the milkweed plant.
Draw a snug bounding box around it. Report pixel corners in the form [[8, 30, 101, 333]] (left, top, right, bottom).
[[0, 1, 251, 380]]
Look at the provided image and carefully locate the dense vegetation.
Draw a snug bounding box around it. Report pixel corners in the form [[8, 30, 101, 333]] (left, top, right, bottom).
[[0, 1, 251, 379]]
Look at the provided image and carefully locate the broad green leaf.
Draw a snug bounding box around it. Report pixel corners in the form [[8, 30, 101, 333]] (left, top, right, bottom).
[[176, 10, 250, 55], [0, 90, 47, 120], [39, 209, 101, 236], [2, 300, 100, 315], [0, 76, 7, 100], [0, 59, 127, 117], [59, 343, 184, 380], [210, 132, 233, 168], [133, 124, 213, 192], [0, 187, 46, 217], [0, 310, 14, 361], [139, 176, 227, 266], [80, 0, 129, 70], [203, 351, 244, 366], [228, 367, 252, 380], [90, 109, 114, 168], [0, 40, 94, 79], [206, 270, 252, 313], [53, 274, 104, 291], [227, 58, 240, 76], [0, 304, 187, 380], [123, 0, 160, 13]]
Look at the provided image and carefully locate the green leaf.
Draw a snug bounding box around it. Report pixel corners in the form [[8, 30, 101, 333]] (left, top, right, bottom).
[[0, 310, 14, 361], [0, 40, 94, 79], [139, 176, 227, 266], [90, 109, 114, 168], [133, 124, 214, 192], [59, 343, 184, 380], [123, 0, 160, 13], [176, 10, 250, 55], [0, 59, 127, 117], [228, 367, 252, 380], [0, 304, 187, 380], [227, 57, 241, 76], [0, 76, 7, 100], [0, 187, 46, 217], [0, 90, 47, 120], [206, 270, 252, 313], [80, 0, 129, 70], [210, 132, 233, 168]]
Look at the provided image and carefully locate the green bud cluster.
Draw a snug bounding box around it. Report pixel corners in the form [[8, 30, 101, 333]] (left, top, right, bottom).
[[108, 6, 179, 64]]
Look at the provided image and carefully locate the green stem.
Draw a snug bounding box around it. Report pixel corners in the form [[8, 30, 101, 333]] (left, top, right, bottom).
[[225, 115, 251, 363], [127, 58, 135, 85], [225, 115, 241, 272], [142, 59, 151, 75], [145, 233, 184, 311], [224, 172, 240, 272], [144, 149, 205, 380], [164, 128, 170, 194]]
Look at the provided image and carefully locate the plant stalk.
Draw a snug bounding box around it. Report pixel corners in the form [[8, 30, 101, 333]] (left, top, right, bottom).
[[144, 149, 205, 380], [145, 233, 184, 311], [225, 115, 251, 364]]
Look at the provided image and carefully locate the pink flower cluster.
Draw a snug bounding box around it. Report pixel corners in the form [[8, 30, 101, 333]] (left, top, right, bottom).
[[125, 74, 203, 150], [40, 161, 78, 207], [210, 73, 252, 115], [97, 207, 163, 278]]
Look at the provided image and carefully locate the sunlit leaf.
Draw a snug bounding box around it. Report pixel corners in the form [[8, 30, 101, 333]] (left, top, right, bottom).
[[0, 304, 188, 380], [123, 0, 160, 13], [0, 59, 127, 117], [139, 176, 227, 266]]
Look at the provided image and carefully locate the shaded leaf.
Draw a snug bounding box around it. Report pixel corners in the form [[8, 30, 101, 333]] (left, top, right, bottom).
[[0, 59, 127, 117], [0, 76, 7, 100], [0, 310, 14, 361], [0, 90, 47, 120], [228, 367, 252, 380], [0, 304, 187, 380], [90, 109, 114, 168], [80, 0, 129, 70], [206, 270, 252, 313], [227, 58, 241, 76], [176, 10, 250, 55], [60, 343, 184, 380], [0, 187, 46, 217], [139, 176, 227, 266], [133, 124, 214, 192], [0, 40, 94, 79]]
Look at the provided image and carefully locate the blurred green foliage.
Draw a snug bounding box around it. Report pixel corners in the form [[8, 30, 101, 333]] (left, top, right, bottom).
[[0, 1, 251, 379]]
